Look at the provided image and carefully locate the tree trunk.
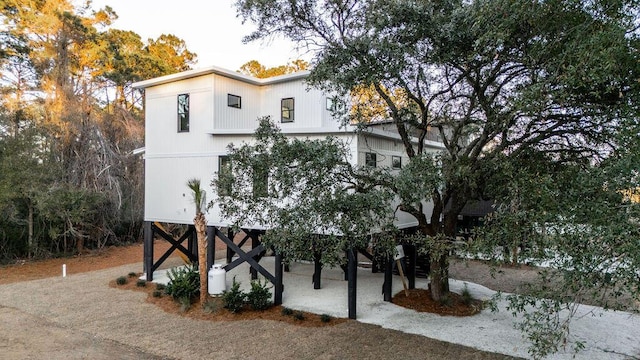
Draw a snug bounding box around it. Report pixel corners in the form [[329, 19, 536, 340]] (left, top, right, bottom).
[[429, 253, 450, 301], [27, 200, 33, 259], [428, 204, 459, 302], [194, 212, 208, 304]]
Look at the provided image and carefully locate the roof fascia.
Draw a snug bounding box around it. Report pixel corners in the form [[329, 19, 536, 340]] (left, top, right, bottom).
[[132, 65, 310, 89]]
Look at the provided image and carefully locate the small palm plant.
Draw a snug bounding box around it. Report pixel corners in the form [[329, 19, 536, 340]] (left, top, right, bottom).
[[187, 178, 208, 304]]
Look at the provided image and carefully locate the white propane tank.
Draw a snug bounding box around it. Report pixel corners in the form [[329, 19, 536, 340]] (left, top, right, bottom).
[[208, 264, 226, 296]]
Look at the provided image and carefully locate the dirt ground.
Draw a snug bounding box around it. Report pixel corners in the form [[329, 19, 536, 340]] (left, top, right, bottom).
[[0, 241, 528, 360]]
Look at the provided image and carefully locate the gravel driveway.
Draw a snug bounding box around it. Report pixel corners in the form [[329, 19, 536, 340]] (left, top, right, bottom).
[[0, 264, 518, 360]]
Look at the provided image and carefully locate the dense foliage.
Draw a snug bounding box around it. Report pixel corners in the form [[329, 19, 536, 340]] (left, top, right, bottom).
[[214, 117, 397, 266], [0, 0, 196, 261], [165, 264, 200, 302], [235, 0, 640, 357]]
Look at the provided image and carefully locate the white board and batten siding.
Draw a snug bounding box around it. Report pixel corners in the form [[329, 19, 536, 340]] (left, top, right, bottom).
[[135, 65, 446, 229], [355, 134, 442, 229], [212, 75, 262, 131], [142, 74, 219, 225]]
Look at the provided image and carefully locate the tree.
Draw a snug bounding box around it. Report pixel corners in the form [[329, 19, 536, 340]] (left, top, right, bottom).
[[238, 59, 308, 78], [187, 178, 208, 304], [235, 0, 640, 356], [0, 0, 197, 259], [214, 117, 396, 267]]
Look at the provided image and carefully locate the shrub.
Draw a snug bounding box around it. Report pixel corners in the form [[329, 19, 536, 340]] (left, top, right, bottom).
[[281, 307, 293, 316], [222, 277, 246, 313], [439, 294, 453, 307], [165, 264, 200, 301], [116, 276, 127, 285], [178, 296, 191, 312], [128, 272, 137, 278], [461, 283, 474, 306], [136, 279, 147, 287], [293, 311, 305, 320], [246, 278, 272, 311], [155, 283, 166, 291], [152, 290, 162, 298], [320, 314, 332, 323], [202, 299, 220, 314]]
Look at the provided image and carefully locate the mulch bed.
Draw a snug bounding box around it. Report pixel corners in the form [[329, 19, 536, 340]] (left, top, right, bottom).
[[109, 274, 348, 327], [392, 288, 484, 316]]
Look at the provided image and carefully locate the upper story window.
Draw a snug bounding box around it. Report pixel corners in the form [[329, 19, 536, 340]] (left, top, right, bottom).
[[252, 157, 269, 198], [392, 156, 402, 169], [281, 98, 294, 123], [218, 156, 232, 196], [228, 94, 241, 109], [326, 97, 334, 111], [177, 93, 189, 132], [365, 152, 377, 168]]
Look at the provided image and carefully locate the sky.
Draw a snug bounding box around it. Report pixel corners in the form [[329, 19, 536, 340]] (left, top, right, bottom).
[[83, 0, 308, 71]]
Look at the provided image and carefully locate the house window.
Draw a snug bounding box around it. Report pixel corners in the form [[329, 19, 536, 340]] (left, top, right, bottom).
[[326, 97, 334, 111], [365, 152, 377, 167], [228, 94, 241, 109], [218, 156, 232, 196], [252, 159, 268, 198], [281, 98, 294, 122], [177, 94, 189, 132], [392, 156, 402, 169]]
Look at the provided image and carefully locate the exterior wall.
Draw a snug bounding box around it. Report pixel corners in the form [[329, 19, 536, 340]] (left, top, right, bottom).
[[260, 81, 340, 131], [356, 134, 440, 229], [212, 76, 262, 131], [144, 74, 215, 157], [141, 68, 443, 229]]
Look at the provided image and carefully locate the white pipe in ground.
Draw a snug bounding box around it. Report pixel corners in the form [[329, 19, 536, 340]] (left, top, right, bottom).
[[62, 264, 66, 277]]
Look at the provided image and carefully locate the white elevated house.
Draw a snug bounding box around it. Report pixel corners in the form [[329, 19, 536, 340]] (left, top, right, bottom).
[[132, 65, 445, 316], [133, 65, 445, 229]]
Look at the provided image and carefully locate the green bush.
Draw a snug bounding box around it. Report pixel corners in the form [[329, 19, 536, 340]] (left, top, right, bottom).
[[222, 277, 246, 313], [155, 283, 166, 291], [439, 294, 453, 307], [293, 311, 305, 321], [202, 299, 220, 314], [136, 279, 146, 287], [281, 307, 293, 316], [461, 283, 474, 306], [320, 314, 332, 323], [178, 296, 191, 312], [152, 290, 162, 298], [165, 264, 200, 301], [246, 278, 272, 311], [128, 272, 137, 278], [116, 276, 127, 285]]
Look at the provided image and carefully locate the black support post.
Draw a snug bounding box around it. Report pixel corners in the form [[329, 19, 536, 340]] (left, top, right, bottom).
[[313, 251, 322, 289], [226, 228, 234, 263], [144, 221, 153, 281], [250, 231, 258, 280], [383, 256, 393, 302], [206, 226, 215, 271], [347, 248, 357, 319], [406, 244, 416, 289], [274, 253, 283, 305]]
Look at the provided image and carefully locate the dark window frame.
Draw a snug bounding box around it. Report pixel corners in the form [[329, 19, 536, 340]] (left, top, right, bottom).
[[326, 97, 334, 111], [218, 156, 232, 196], [252, 158, 269, 199], [365, 152, 377, 168], [228, 94, 241, 109], [392, 155, 402, 169], [177, 93, 189, 132], [281, 97, 294, 123]]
